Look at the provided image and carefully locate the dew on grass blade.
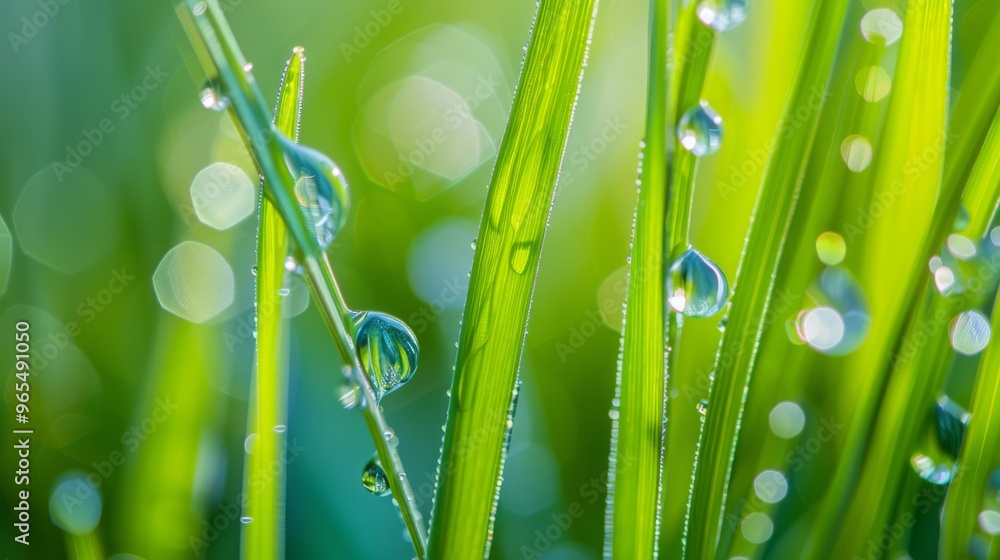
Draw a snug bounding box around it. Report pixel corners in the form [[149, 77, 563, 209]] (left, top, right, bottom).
[[949, 311, 991, 355], [199, 80, 229, 112], [240, 516, 253, 524], [697, 399, 709, 416], [352, 311, 419, 402], [362, 455, 390, 496], [769, 401, 805, 439], [934, 396, 970, 456], [244, 433, 258, 454], [697, 0, 747, 31], [509, 241, 535, 275], [667, 247, 729, 318], [911, 453, 954, 485], [860, 8, 903, 46], [279, 135, 350, 249], [935, 266, 957, 295], [49, 471, 102, 535], [678, 101, 724, 156]]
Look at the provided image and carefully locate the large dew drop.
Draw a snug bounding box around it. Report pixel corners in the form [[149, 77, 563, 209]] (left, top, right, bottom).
[[352, 311, 419, 402], [667, 247, 729, 318], [934, 396, 970, 457], [199, 79, 229, 112], [697, 0, 747, 32], [361, 455, 390, 496], [677, 101, 724, 156], [279, 134, 350, 250], [949, 311, 991, 356]]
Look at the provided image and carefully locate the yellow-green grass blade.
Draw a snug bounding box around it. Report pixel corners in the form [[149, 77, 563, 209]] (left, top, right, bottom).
[[959, 108, 1000, 239], [426, 0, 598, 557], [605, 0, 672, 557], [683, 1, 849, 558], [241, 47, 303, 560], [941, 288, 1000, 559]]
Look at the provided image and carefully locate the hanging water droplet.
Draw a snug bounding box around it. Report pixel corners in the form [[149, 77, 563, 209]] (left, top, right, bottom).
[[199, 80, 229, 112], [251, 265, 257, 276], [667, 247, 729, 318], [279, 135, 350, 249], [696, 0, 747, 31], [243, 62, 254, 72], [911, 453, 954, 485], [471, 238, 477, 250], [361, 455, 390, 496], [860, 8, 904, 46], [934, 396, 970, 457], [352, 311, 419, 402], [717, 316, 727, 332], [949, 311, 991, 355], [678, 101, 723, 156], [697, 399, 709, 415]]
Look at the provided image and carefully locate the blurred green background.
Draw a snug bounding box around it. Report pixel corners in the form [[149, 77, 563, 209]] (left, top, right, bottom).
[[0, 0, 992, 558]]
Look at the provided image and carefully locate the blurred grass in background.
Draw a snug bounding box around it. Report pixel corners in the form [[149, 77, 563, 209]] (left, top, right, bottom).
[[0, 0, 992, 558]]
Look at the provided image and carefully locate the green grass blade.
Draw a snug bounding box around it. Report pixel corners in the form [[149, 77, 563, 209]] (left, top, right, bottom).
[[605, 0, 671, 557], [960, 109, 1000, 239], [683, 1, 849, 557], [425, 1, 598, 557], [941, 288, 1000, 559], [242, 47, 303, 560], [175, 2, 429, 555]]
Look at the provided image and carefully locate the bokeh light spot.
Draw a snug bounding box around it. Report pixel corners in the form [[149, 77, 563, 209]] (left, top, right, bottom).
[[153, 241, 234, 323]]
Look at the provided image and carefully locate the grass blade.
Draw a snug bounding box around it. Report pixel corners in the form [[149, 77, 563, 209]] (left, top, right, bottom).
[[425, 1, 598, 557], [683, 1, 849, 557], [241, 47, 303, 560]]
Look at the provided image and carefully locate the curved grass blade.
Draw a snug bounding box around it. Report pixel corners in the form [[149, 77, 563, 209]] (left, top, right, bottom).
[[425, 1, 598, 557], [175, 2, 428, 555], [241, 46, 303, 560], [683, 1, 849, 557]]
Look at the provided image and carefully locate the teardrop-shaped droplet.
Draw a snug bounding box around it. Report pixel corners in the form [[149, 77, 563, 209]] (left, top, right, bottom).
[[251, 265, 257, 276], [352, 311, 419, 402], [667, 247, 729, 318], [678, 101, 723, 156], [361, 455, 390, 496], [696, 0, 747, 31], [199, 80, 229, 112], [949, 311, 991, 355], [278, 134, 350, 250], [934, 396, 970, 457]]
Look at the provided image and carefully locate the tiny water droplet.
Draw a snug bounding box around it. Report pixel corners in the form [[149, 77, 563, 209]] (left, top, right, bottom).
[[273, 424, 287, 433], [697, 399, 709, 415], [251, 265, 257, 276], [471, 238, 477, 250], [949, 310, 991, 355], [361, 455, 390, 496], [199, 81, 229, 112], [947, 234, 977, 260], [279, 134, 350, 249], [667, 247, 729, 318], [338, 383, 360, 409], [277, 288, 290, 297], [717, 317, 727, 332], [284, 256, 300, 273], [191, 2, 207, 16], [911, 453, 954, 485], [244, 433, 258, 454], [678, 101, 723, 156], [352, 311, 419, 402], [240, 516, 253, 524], [243, 62, 254, 72], [696, 0, 747, 31]]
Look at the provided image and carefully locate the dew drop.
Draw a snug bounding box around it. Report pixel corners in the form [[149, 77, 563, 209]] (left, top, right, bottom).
[[240, 516, 253, 524], [934, 396, 970, 457], [860, 8, 903, 46], [338, 383, 360, 409], [935, 266, 957, 295], [191, 2, 207, 16], [276, 288, 290, 296], [243, 62, 254, 72], [800, 307, 844, 351], [244, 433, 258, 454], [855, 66, 891, 103], [678, 101, 723, 156], [949, 311, 991, 355], [697, 399, 709, 415], [911, 453, 954, 485], [696, 0, 747, 32], [352, 311, 419, 402], [667, 247, 729, 318], [284, 256, 300, 273], [979, 511, 1000, 536], [947, 234, 977, 260], [279, 134, 350, 249], [199, 81, 229, 112], [251, 265, 257, 276], [273, 424, 287, 433], [361, 455, 390, 496]]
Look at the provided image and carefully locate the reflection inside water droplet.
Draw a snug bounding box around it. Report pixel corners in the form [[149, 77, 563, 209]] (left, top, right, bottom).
[[199, 80, 229, 112], [352, 311, 419, 402], [667, 247, 729, 318], [678, 101, 724, 156], [279, 134, 351, 250], [361, 455, 390, 496]]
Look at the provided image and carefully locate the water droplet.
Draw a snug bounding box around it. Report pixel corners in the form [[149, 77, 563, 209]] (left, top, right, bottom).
[[753, 470, 788, 504], [954, 205, 970, 231], [352, 311, 419, 402], [816, 232, 846, 266], [361, 455, 390, 496], [935, 266, 957, 295], [251, 265, 257, 276], [935, 396, 970, 457], [947, 234, 977, 260], [696, 0, 747, 31], [338, 383, 360, 409], [191, 2, 207, 16], [276, 287, 290, 297], [240, 516, 253, 524], [841, 135, 873, 172], [199, 81, 229, 112], [769, 401, 805, 439], [855, 66, 891, 102], [667, 247, 729, 318], [244, 433, 258, 454], [279, 135, 350, 249], [609, 409, 620, 420], [678, 101, 723, 156], [717, 317, 727, 332], [929, 255, 943, 272], [791, 268, 870, 355], [243, 62, 254, 72], [697, 399, 709, 415], [273, 424, 287, 433], [860, 8, 903, 46], [911, 453, 954, 485], [949, 311, 991, 355], [471, 238, 477, 250], [509, 241, 535, 274], [284, 256, 300, 273]]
